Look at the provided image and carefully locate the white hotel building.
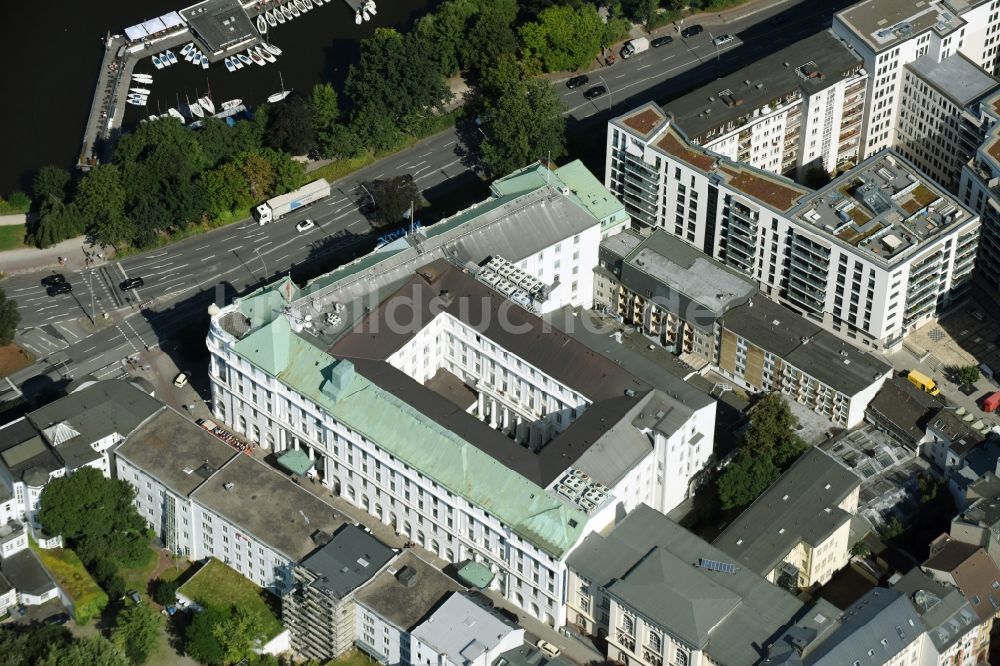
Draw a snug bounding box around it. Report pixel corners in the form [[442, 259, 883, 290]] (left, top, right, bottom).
[[608, 103, 980, 351], [206, 170, 716, 626]]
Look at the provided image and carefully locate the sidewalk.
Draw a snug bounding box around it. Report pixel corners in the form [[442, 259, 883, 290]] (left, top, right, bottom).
[[1, 235, 112, 278]]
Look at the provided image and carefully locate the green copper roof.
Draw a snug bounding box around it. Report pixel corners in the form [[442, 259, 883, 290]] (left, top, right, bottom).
[[304, 247, 406, 296], [238, 276, 300, 328], [457, 561, 495, 589], [228, 312, 586, 558], [277, 449, 314, 476]]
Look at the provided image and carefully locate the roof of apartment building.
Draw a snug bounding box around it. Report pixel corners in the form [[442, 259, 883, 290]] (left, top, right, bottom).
[[599, 228, 644, 262], [714, 447, 861, 576], [0, 569, 11, 598], [866, 377, 944, 445], [617, 230, 756, 325], [720, 296, 892, 396], [493, 645, 573, 666], [791, 150, 976, 266], [191, 453, 347, 561], [836, 0, 964, 52], [923, 537, 1000, 621], [0, 419, 62, 487], [892, 568, 981, 653], [0, 548, 56, 597], [295, 523, 394, 599], [805, 589, 923, 665], [958, 479, 1000, 528], [411, 593, 521, 664], [354, 550, 463, 630], [927, 408, 987, 457], [569, 504, 804, 664], [906, 53, 1000, 108], [115, 407, 238, 498], [665, 31, 862, 142]]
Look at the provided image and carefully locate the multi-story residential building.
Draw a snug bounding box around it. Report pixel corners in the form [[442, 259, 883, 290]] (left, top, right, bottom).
[[282, 524, 395, 661], [114, 406, 346, 592], [608, 105, 980, 351], [923, 536, 1000, 623], [595, 229, 892, 427], [409, 593, 523, 666], [565, 503, 831, 665], [354, 550, 463, 665], [833, 0, 1000, 161], [207, 169, 717, 627], [951, 484, 1000, 568], [866, 376, 945, 449], [896, 54, 1000, 190], [0, 521, 59, 617], [657, 31, 867, 180], [714, 447, 862, 591], [958, 89, 1000, 293], [922, 408, 988, 475]]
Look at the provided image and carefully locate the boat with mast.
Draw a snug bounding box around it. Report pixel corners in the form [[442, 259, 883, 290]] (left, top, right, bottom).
[[256, 45, 277, 64], [288, 2, 300, 17], [186, 94, 204, 119], [274, 7, 286, 23], [294, 0, 307, 14], [263, 42, 282, 56], [267, 71, 291, 103], [167, 108, 186, 123], [266, 9, 277, 26]]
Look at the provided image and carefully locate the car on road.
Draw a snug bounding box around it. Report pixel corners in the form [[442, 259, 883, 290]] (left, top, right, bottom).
[[682, 24, 704, 38], [536, 640, 561, 658], [173, 372, 189, 388], [713, 33, 736, 46], [120, 277, 144, 291], [651, 35, 674, 48], [296, 219, 316, 233], [40, 274, 66, 286], [972, 309, 987, 322], [46, 283, 72, 296], [44, 613, 71, 625], [583, 85, 607, 100], [566, 75, 589, 89]]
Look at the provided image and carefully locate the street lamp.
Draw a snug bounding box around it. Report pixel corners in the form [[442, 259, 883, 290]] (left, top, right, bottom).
[[87, 270, 97, 325], [254, 247, 267, 279], [708, 31, 721, 64], [597, 75, 613, 112]]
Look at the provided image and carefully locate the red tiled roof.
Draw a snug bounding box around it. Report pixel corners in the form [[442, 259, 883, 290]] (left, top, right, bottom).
[[656, 131, 716, 171], [623, 108, 665, 135], [720, 167, 807, 212]]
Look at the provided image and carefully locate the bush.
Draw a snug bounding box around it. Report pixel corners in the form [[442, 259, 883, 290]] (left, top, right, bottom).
[[152, 579, 180, 606]]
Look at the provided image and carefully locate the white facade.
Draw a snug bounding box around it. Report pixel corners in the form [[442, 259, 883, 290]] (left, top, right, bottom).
[[356, 602, 405, 666], [409, 595, 524, 666]]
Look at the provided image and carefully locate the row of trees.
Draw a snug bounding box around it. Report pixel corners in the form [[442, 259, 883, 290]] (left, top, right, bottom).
[[0, 625, 131, 666]]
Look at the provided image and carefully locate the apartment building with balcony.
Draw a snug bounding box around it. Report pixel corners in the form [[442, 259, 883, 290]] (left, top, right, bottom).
[[608, 104, 980, 352], [282, 524, 395, 661], [714, 447, 862, 591], [959, 89, 1000, 292]]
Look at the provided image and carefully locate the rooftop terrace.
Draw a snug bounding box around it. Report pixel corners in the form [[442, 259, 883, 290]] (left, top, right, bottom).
[[836, 0, 963, 52]]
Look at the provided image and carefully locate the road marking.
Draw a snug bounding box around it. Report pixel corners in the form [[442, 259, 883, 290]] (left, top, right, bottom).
[[144, 251, 169, 259], [443, 140, 456, 148], [412, 160, 426, 168], [421, 151, 433, 157], [615, 73, 626, 79], [193, 243, 213, 251], [56, 324, 79, 341], [637, 63, 652, 70], [231, 245, 244, 252], [82, 346, 96, 354]]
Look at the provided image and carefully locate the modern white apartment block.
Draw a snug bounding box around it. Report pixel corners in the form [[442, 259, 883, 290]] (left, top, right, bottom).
[[659, 31, 867, 181], [409, 593, 524, 666], [833, 0, 1000, 161], [608, 104, 980, 351], [959, 89, 1000, 291], [206, 165, 716, 627]]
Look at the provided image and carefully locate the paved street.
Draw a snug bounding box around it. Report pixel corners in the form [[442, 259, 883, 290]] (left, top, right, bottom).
[[1, 0, 854, 401]]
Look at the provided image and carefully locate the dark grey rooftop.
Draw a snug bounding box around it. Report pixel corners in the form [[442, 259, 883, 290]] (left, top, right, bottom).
[[0, 548, 56, 597], [568, 504, 803, 664], [892, 568, 981, 652], [181, 0, 256, 53], [907, 53, 1000, 108], [354, 550, 463, 630], [297, 524, 394, 599], [667, 31, 862, 141], [721, 297, 892, 396], [192, 453, 347, 561], [806, 589, 923, 665], [927, 408, 986, 456], [0, 418, 60, 486], [115, 407, 237, 498], [714, 448, 861, 576], [836, 0, 964, 52], [866, 377, 943, 445], [493, 645, 573, 666]]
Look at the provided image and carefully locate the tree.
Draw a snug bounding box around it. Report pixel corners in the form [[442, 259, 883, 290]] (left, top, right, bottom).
[[413, 0, 479, 77], [265, 95, 315, 156], [310, 83, 341, 157], [958, 364, 980, 386], [33, 166, 72, 203], [27, 196, 86, 249], [740, 393, 807, 468], [74, 164, 128, 248], [459, 0, 519, 72], [152, 578, 180, 606], [478, 56, 567, 176], [850, 540, 871, 558], [0, 287, 20, 346], [113, 602, 160, 665], [41, 635, 129, 666], [882, 516, 905, 540], [518, 4, 608, 73], [620, 0, 659, 24], [372, 176, 422, 226], [213, 607, 267, 665], [717, 453, 779, 510], [0, 624, 72, 665], [185, 605, 229, 665], [37, 467, 149, 567]]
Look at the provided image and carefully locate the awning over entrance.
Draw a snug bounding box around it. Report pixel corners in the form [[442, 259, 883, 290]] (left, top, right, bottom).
[[276, 449, 313, 477], [456, 561, 495, 589]]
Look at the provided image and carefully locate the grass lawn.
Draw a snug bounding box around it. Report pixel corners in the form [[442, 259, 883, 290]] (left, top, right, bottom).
[[178, 559, 282, 639], [117, 546, 158, 594], [0, 344, 34, 378], [30, 541, 108, 623], [0, 224, 26, 251], [327, 649, 377, 666]]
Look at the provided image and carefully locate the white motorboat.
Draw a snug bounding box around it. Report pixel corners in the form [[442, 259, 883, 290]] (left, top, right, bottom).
[[221, 98, 243, 110], [303, 0, 314, 9], [187, 96, 204, 118], [294, 0, 307, 14], [224, 57, 236, 73], [274, 7, 286, 23], [256, 45, 277, 63], [257, 15, 267, 34], [366, 0, 377, 14], [288, 2, 300, 17], [355, 9, 362, 23], [233, 54, 245, 69], [263, 42, 283, 56], [266, 10, 277, 27], [200, 54, 210, 70], [362, 8, 370, 21], [237, 53, 253, 67], [180, 43, 194, 57], [167, 108, 186, 123], [130, 87, 151, 95], [165, 50, 178, 65], [199, 96, 216, 115], [152, 55, 164, 70], [132, 74, 153, 84]]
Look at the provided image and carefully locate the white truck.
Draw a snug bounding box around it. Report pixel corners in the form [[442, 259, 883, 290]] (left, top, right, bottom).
[[255, 179, 331, 224], [621, 37, 650, 59]]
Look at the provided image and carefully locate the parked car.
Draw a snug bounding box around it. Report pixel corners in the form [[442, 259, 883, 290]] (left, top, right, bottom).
[[971, 309, 987, 321], [46, 282, 72, 296], [583, 85, 607, 100], [127, 590, 142, 604], [120, 277, 144, 291], [565, 75, 589, 89], [44, 613, 71, 625], [173, 372, 189, 388], [682, 24, 704, 38], [713, 33, 735, 46], [651, 35, 674, 48], [296, 219, 316, 233], [536, 640, 561, 658], [40, 274, 66, 286]]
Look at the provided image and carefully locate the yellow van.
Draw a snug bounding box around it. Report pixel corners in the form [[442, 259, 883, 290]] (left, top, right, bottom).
[[907, 369, 940, 396]]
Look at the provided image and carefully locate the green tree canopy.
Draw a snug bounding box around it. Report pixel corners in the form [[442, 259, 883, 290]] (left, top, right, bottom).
[[310, 83, 341, 158], [40, 635, 129, 666], [74, 163, 128, 248], [371, 176, 422, 227], [32, 166, 72, 203], [265, 95, 316, 156], [0, 624, 72, 665], [0, 287, 21, 346], [213, 607, 267, 665], [741, 393, 807, 467], [152, 578, 180, 606], [958, 364, 980, 386], [459, 0, 519, 72], [717, 453, 779, 510], [27, 196, 86, 249], [413, 0, 479, 77], [113, 602, 161, 665], [518, 4, 608, 73]]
